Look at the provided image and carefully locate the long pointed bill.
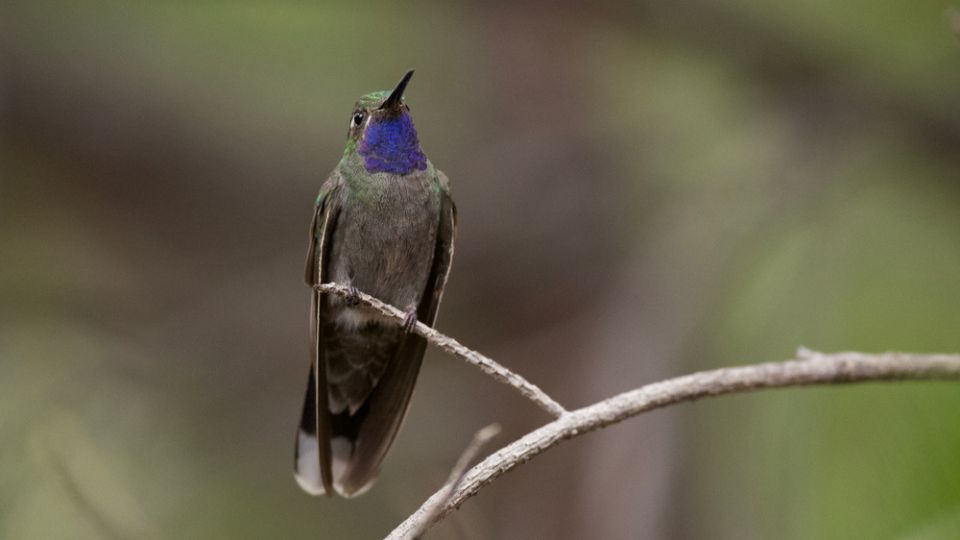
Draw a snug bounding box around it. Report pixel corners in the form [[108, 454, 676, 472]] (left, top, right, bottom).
[[379, 70, 414, 111]]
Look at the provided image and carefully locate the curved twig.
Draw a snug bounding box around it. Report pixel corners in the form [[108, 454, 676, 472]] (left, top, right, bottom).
[[406, 424, 501, 540], [314, 283, 960, 538], [385, 349, 960, 539], [315, 283, 567, 417]]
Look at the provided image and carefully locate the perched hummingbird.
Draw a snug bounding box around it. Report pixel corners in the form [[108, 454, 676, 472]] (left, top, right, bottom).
[[295, 70, 457, 497]]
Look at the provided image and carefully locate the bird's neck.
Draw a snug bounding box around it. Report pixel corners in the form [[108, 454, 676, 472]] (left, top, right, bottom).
[[358, 113, 427, 175]]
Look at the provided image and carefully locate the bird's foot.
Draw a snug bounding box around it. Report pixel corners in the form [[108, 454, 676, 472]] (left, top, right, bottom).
[[345, 286, 361, 306], [402, 307, 419, 334]]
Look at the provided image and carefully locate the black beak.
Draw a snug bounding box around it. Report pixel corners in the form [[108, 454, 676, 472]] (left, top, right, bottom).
[[379, 70, 414, 111]]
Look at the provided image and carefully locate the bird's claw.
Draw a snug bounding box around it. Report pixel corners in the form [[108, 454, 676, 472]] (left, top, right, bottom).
[[402, 307, 418, 334], [345, 286, 361, 306]]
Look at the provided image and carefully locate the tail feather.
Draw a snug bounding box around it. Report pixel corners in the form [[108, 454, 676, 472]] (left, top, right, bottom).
[[293, 292, 334, 495], [294, 333, 427, 497], [294, 429, 324, 495], [293, 362, 325, 495], [338, 332, 427, 495]]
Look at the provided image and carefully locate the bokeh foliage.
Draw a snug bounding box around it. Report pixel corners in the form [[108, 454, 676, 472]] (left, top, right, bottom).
[[3, 0, 959, 538]]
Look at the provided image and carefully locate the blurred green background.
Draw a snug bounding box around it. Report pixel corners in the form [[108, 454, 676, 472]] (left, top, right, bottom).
[[3, 0, 960, 538]]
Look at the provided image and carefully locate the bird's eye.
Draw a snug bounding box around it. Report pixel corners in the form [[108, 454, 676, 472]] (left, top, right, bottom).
[[351, 111, 365, 127]]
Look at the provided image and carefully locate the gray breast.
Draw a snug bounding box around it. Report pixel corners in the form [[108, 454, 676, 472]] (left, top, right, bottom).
[[328, 172, 440, 312]]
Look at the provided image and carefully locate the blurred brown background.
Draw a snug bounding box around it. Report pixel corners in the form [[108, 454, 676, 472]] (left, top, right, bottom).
[[3, 1, 960, 538]]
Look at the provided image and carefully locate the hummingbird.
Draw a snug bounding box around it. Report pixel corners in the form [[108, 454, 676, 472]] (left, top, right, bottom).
[[295, 70, 457, 497]]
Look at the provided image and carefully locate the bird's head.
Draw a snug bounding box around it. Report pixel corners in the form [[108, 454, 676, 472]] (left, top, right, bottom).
[[342, 70, 427, 176]]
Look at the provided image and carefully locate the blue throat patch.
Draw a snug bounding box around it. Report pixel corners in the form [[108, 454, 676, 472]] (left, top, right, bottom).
[[358, 113, 428, 175]]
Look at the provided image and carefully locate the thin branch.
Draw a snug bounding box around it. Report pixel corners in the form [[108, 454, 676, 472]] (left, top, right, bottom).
[[386, 349, 960, 539], [315, 282, 567, 417], [318, 283, 960, 536], [403, 424, 501, 540]]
